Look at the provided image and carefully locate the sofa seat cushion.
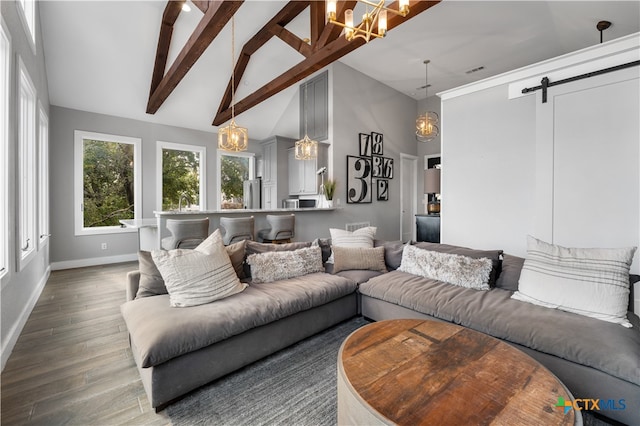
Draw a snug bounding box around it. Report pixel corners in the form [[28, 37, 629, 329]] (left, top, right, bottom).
[[121, 272, 357, 368], [359, 270, 640, 386]]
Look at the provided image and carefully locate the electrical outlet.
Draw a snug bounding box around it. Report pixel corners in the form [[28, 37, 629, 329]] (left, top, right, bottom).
[[101, 243, 107, 250]]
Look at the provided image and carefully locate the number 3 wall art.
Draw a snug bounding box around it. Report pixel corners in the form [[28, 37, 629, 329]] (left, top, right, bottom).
[[348, 132, 394, 204]]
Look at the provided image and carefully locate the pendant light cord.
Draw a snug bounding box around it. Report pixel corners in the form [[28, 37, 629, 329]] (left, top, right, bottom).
[[424, 59, 429, 100], [303, 79, 308, 135], [231, 16, 235, 121]]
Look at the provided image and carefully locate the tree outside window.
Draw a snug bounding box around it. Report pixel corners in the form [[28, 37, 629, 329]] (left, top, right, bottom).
[[82, 139, 135, 227], [162, 148, 200, 211], [220, 154, 251, 209]]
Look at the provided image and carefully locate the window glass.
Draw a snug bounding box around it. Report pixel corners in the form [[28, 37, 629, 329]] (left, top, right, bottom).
[[74, 131, 141, 235], [218, 151, 254, 210], [18, 58, 37, 269], [0, 22, 10, 279], [157, 142, 206, 211]]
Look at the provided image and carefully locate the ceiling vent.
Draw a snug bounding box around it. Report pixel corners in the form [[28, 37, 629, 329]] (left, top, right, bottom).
[[465, 66, 485, 74]]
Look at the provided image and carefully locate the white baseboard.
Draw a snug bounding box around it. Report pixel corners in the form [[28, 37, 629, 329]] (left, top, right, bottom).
[[1, 266, 50, 372], [50, 253, 137, 271]]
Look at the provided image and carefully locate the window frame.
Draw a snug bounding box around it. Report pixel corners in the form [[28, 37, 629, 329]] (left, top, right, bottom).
[[16, 0, 36, 53], [216, 150, 255, 210], [156, 141, 207, 212], [73, 130, 141, 236], [0, 20, 10, 282], [17, 57, 37, 271], [38, 103, 49, 249]]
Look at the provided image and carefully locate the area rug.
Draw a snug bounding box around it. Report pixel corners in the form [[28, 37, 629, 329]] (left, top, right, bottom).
[[165, 316, 611, 426], [165, 317, 370, 426]]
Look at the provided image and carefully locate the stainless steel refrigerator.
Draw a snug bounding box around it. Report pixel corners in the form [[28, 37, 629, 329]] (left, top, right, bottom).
[[243, 178, 262, 209]]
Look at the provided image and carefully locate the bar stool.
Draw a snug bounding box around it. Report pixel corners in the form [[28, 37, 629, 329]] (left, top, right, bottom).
[[161, 218, 210, 250], [219, 216, 255, 246], [258, 214, 295, 244]]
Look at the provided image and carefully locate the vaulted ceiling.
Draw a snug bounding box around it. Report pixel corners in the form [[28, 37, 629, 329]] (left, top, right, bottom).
[[39, 1, 640, 140]]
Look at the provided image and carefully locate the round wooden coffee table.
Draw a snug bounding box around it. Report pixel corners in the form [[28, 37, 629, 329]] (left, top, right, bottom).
[[337, 319, 580, 425]]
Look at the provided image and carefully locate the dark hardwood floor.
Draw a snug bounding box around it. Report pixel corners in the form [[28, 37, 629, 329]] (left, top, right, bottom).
[[1, 262, 170, 425]]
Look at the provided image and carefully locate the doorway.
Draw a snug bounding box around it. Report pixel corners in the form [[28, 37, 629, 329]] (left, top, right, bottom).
[[400, 153, 418, 242]]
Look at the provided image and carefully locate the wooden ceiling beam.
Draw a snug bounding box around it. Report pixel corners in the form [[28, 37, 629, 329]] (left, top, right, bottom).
[[215, 1, 310, 121], [191, 0, 211, 14], [146, 0, 244, 115], [310, 1, 326, 46], [148, 1, 184, 101], [213, 0, 439, 125], [271, 24, 312, 58]]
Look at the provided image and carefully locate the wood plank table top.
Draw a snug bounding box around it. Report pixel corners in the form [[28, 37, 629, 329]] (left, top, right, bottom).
[[337, 319, 579, 425]]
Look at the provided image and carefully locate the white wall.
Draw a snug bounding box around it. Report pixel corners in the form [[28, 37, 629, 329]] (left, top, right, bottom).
[[1, 0, 51, 370], [440, 34, 640, 312]]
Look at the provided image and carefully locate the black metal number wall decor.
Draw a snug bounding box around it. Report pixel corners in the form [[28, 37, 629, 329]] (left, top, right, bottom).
[[347, 155, 372, 204], [359, 133, 372, 157], [377, 179, 389, 201], [349, 132, 394, 203]]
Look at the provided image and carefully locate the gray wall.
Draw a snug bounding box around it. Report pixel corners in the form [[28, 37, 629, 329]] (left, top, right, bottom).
[[1, 0, 51, 370], [49, 106, 262, 265], [329, 62, 419, 241]]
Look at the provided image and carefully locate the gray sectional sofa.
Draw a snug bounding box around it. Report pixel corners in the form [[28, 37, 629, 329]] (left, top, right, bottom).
[[359, 242, 640, 425], [121, 239, 640, 424]]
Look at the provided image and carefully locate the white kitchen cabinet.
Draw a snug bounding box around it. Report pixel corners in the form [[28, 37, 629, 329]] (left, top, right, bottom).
[[288, 144, 327, 196]]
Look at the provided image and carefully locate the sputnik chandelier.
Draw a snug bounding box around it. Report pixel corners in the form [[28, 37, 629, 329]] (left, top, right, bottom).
[[326, 0, 410, 43], [416, 59, 439, 142]]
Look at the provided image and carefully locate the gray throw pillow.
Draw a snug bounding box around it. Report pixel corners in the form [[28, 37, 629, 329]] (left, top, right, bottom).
[[136, 251, 168, 298], [494, 254, 525, 292]]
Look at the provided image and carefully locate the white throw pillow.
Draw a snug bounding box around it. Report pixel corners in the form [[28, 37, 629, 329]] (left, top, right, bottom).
[[512, 236, 636, 327], [152, 229, 247, 307], [327, 226, 377, 264], [247, 246, 324, 283], [398, 244, 493, 290]]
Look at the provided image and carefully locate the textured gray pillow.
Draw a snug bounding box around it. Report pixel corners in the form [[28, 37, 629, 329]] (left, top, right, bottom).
[[152, 229, 247, 307], [332, 246, 387, 273], [247, 246, 324, 283], [413, 242, 503, 287], [243, 240, 312, 277], [399, 244, 493, 290]]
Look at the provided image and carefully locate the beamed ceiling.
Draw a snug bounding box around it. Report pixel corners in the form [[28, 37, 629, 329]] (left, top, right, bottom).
[[39, 1, 640, 140], [146, 0, 439, 126]]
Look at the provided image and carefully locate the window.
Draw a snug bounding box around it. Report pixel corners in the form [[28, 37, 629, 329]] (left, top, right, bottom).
[[217, 151, 254, 209], [0, 21, 10, 280], [74, 131, 141, 235], [156, 141, 206, 211], [18, 58, 37, 269], [38, 105, 49, 248], [16, 0, 35, 50]]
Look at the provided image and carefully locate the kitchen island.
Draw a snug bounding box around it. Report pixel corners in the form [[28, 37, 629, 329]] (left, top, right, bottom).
[[148, 207, 338, 250]]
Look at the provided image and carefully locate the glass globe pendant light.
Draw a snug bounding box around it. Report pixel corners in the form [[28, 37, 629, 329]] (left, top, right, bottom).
[[416, 59, 439, 143]]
